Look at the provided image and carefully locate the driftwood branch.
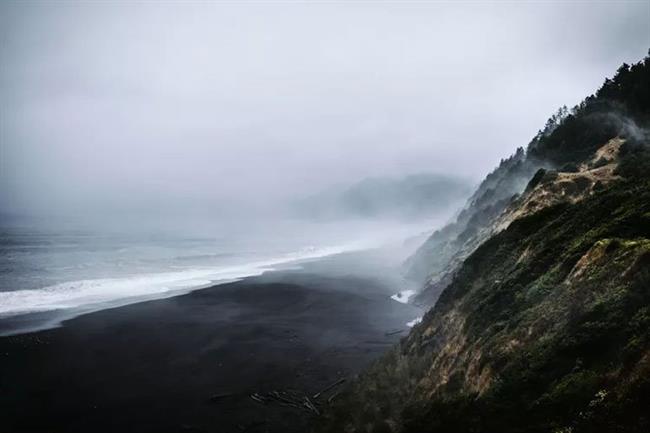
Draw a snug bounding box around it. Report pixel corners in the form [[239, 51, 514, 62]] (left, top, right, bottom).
[[303, 396, 320, 415], [312, 378, 346, 400], [249, 393, 268, 405], [240, 380, 347, 416], [327, 390, 341, 404]]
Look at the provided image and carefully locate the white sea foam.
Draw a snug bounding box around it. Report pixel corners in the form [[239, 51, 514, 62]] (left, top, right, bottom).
[[390, 289, 415, 304], [0, 244, 354, 318], [406, 316, 422, 327]]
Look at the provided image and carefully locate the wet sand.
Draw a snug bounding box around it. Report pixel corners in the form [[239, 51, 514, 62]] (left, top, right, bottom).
[[0, 261, 420, 433]]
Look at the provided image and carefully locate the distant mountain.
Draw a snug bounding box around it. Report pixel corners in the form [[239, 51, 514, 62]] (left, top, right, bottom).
[[317, 53, 650, 433], [293, 174, 473, 220]]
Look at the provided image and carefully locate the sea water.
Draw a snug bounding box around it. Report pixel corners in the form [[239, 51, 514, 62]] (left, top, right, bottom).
[[0, 217, 432, 334]]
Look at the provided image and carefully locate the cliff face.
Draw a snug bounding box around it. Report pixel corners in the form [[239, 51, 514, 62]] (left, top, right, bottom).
[[403, 148, 541, 306], [317, 55, 650, 433], [319, 144, 650, 433], [404, 55, 650, 308]]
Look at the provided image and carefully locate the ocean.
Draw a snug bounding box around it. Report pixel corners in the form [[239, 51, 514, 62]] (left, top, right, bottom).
[[0, 218, 432, 335]]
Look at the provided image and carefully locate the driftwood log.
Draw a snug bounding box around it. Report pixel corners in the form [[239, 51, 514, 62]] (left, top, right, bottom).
[[243, 378, 347, 416], [312, 378, 346, 400]]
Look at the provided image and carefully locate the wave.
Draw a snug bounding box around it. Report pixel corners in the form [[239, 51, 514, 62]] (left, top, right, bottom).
[[0, 244, 356, 320]]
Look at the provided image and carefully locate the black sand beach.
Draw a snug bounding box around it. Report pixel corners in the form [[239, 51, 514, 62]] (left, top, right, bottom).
[[0, 257, 420, 433]]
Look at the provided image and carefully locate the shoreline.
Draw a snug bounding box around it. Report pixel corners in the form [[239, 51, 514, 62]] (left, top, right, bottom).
[[0, 247, 416, 338], [0, 246, 369, 337], [0, 263, 421, 433]]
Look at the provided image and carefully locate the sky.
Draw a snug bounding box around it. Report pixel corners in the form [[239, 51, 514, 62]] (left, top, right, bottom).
[[0, 1, 648, 221]]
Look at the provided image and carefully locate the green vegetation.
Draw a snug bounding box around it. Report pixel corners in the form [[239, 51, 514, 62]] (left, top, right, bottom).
[[528, 54, 650, 165], [317, 54, 650, 433], [318, 179, 650, 433], [617, 140, 650, 179], [406, 53, 649, 297]]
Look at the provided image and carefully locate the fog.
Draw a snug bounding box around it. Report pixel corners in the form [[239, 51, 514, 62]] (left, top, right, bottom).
[[1, 1, 648, 225]]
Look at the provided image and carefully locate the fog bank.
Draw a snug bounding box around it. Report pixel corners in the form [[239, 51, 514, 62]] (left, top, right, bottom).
[[1, 1, 648, 223]]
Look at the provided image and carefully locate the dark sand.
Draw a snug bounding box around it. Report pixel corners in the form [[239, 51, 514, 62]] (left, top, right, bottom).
[[0, 259, 420, 433]]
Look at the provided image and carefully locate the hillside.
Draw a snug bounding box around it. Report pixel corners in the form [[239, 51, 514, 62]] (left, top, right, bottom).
[[316, 54, 650, 432], [404, 54, 650, 306]]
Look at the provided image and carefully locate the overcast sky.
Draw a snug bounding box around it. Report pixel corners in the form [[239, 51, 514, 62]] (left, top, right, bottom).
[[0, 1, 648, 220]]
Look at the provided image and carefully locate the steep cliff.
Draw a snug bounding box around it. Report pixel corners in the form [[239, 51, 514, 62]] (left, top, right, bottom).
[[404, 55, 650, 307], [404, 147, 541, 305], [317, 54, 650, 433]]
